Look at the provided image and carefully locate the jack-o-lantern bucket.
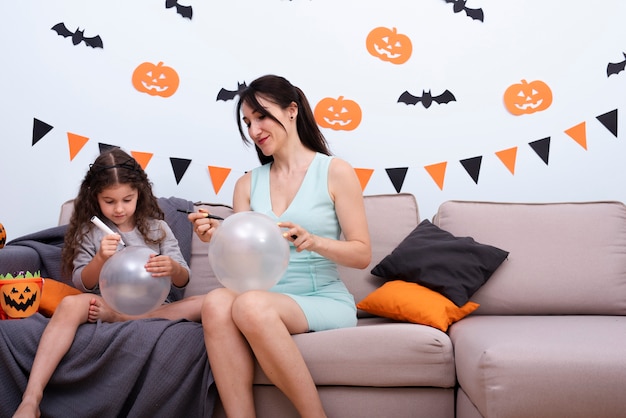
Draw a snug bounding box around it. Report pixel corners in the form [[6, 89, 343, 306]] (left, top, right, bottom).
[[0, 278, 44, 319]]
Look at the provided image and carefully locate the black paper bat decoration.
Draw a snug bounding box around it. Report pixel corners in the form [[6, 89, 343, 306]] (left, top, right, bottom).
[[217, 82, 247, 101], [51, 23, 103, 48], [398, 90, 456, 108], [444, 0, 484, 22], [607, 52, 626, 77], [166, 0, 193, 19]]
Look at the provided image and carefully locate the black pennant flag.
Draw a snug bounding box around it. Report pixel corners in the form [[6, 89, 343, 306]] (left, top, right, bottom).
[[32, 118, 54, 145], [460, 156, 482, 184], [596, 109, 618, 137], [98, 143, 120, 154], [170, 157, 192, 185], [529, 137, 550, 165], [385, 167, 408, 193]]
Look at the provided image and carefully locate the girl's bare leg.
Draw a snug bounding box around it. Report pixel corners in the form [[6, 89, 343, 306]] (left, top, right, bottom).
[[12, 293, 95, 418], [89, 294, 204, 323], [201, 288, 256, 418]]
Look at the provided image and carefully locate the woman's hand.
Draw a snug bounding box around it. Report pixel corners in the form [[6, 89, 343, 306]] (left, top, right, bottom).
[[278, 221, 318, 253], [188, 209, 220, 242]]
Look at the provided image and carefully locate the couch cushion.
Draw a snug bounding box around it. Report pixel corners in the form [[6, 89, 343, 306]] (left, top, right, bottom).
[[254, 319, 456, 388], [370, 219, 508, 307], [338, 194, 420, 314], [451, 315, 626, 418], [434, 200, 626, 315], [356, 280, 479, 331]]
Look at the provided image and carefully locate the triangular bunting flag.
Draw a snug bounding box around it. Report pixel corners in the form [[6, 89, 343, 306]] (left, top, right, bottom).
[[596, 109, 618, 137], [170, 158, 192, 185], [385, 167, 408, 193], [354, 168, 374, 191], [131, 151, 154, 170], [67, 132, 89, 161], [99, 143, 120, 154], [495, 147, 517, 175], [460, 156, 482, 184], [564, 122, 587, 150], [208, 166, 232, 194], [529, 137, 550, 165], [32, 118, 53, 146], [424, 162, 447, 191]]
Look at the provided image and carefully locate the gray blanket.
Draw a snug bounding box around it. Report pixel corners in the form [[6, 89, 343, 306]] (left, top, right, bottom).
[[0, 314, 215, 417], [0, 197, 215, 417]]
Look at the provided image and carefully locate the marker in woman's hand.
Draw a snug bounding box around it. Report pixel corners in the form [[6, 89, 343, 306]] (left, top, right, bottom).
[[90, 215, 126, 246], [176, 209, 224, 220]]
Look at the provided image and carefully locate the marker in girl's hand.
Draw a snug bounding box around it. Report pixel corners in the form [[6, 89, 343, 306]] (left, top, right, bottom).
[[176, 209, 224, 220], [90, 215, 126, 246]]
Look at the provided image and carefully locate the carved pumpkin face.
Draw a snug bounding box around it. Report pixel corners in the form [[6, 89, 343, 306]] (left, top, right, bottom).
[[132, 61, 180, 97], [504, 79, 552, 115], [314, 96, 362, 131], [0, 278, 43, 319], [0, 223, 5, 249], [366, 26, 412, 65]]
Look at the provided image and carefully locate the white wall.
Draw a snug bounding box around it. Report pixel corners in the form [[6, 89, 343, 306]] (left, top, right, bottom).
[[1, 0, 626, 240]]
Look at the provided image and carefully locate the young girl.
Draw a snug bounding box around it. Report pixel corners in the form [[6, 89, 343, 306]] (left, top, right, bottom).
[[13, 148, 194, 418], [190, 75, 372, 417]]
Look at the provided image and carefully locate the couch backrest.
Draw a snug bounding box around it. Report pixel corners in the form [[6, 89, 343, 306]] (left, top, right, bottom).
[[339, 194, 420, 310], [434, 200, 626, 315]]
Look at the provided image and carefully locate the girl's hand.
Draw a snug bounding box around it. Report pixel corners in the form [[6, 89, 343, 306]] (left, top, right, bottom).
[[145, 253, 176, 277], [98, 234, 122, 259], [188, 209, 220, 243], [278, 222, 317, 253]]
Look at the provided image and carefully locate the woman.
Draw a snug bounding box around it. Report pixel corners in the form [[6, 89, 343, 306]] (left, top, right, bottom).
[[189, 74, 371, 418]]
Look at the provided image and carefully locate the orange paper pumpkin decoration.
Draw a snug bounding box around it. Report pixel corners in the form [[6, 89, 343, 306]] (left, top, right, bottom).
[[366, 26, 412, 65], [132, 61, 180, 97], [0, 223, 5, 249], [504, 79, 552, 115], [314, 96, 362, 131], [0, 278, 43, 319]]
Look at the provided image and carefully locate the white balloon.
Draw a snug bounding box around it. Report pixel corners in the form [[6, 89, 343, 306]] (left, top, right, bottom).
[[209, 212, 290, 293], [99, 246, 171, 315]]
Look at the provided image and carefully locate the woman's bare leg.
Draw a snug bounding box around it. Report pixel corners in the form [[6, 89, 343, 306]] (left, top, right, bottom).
[[201, 288, 256, 418], [233, 291, 327, 418], [12, 293, 95, 418]]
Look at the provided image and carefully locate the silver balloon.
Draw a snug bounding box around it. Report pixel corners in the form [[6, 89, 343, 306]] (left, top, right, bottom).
[[99, 246, 171, 315], [209, 211, 290, 293]]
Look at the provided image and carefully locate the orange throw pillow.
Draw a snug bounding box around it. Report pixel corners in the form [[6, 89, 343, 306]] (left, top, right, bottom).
[[357, 280, 479, 332], [39, 279, 82, 317]]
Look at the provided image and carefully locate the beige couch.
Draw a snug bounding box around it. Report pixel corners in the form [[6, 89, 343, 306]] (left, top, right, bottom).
[[49, 195, 626, 417]]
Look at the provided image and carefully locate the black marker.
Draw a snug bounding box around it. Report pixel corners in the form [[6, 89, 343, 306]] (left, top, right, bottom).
[[176, 209, 224, 220]]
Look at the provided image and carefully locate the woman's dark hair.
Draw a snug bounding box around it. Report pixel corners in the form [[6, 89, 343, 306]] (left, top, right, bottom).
[[61, 148, 164, 278], [236, 74, 332, 165]]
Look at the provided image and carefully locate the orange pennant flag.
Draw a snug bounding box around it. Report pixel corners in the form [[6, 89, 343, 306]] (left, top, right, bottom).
[[67, 132, 89, 161], [424, 162, 447, 191], [354, 168, 374, 191], [564, 122, 587, 150], [131, 151, 154, 170], [495, 147, 518, 175], [208, 166, 232, 194]]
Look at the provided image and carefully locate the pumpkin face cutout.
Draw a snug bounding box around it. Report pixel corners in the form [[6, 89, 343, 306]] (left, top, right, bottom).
[[366, 27, 412, 65], [504, 79, 552, 115], [0, 278, 43, 319], [132, 62, 180, 97], [314, 96, 362, 131], [0, 223, 5, 249]]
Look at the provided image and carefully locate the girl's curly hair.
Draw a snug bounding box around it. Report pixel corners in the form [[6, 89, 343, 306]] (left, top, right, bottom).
[[61, 148, 164, 278]]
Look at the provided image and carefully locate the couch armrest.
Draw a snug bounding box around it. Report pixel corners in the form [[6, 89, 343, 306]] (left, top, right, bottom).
[[0, 246, 44, 276]]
